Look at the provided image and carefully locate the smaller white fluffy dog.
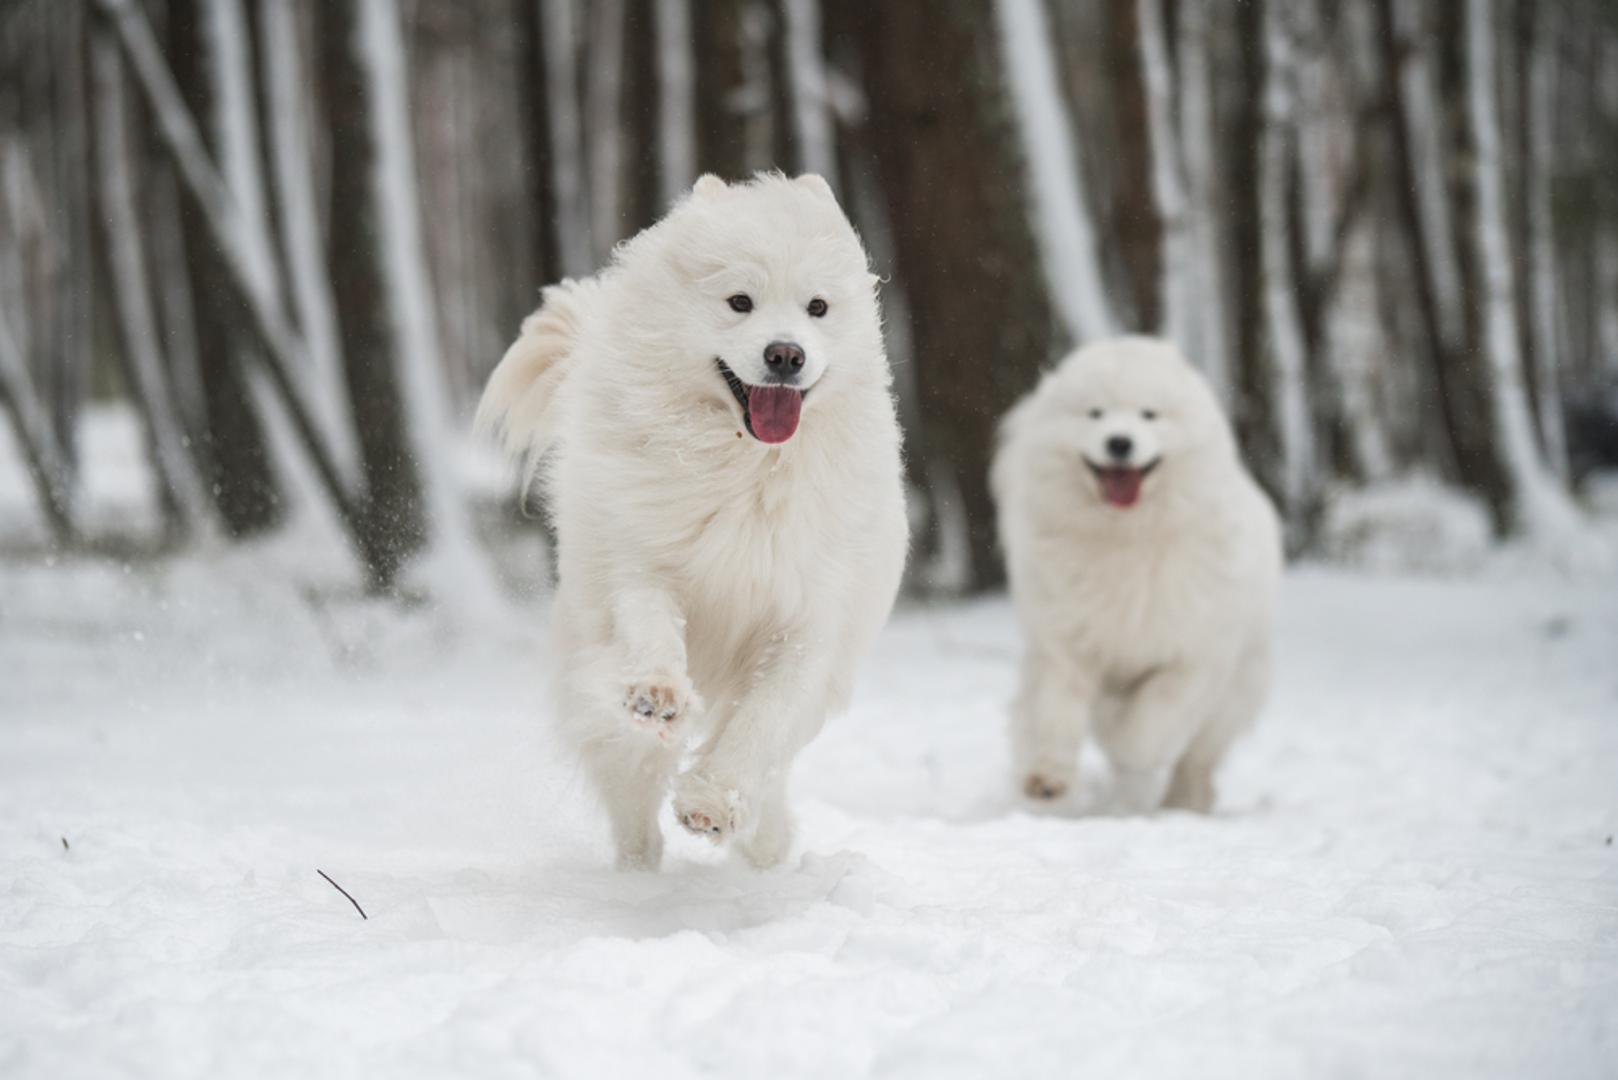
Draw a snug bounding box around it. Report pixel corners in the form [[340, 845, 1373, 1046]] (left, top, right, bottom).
[[991, 337, 1282, 813], [479, 173, 907, 870]]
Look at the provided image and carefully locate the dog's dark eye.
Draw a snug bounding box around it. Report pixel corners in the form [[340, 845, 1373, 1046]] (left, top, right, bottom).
[[807, 298, 828, 318], [1142, 409, 1157, 421], [727, 294, 753, 314], [1087, 408, 1103, 420]]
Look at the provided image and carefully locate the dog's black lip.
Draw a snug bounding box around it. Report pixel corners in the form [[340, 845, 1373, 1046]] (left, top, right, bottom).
[[715, 357, 808, 441], [1084, 457, 1161, 480]]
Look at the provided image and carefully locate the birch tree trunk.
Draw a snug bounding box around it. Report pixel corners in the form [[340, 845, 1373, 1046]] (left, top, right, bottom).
[[0, 306, 75, 542], [166, 0, 284, 537], [354, 0, 503, 606], [1464, 0, 1581, 541], [992, 0, 1114, 346], [1175, 0, 1231, 402], [1258, 0, 1316, 520], [780, 0, 836, 184], [654, 0, 697, 203], [1521, 0, 1567, 477], [91, 30, 220, 539], [1135, 0, 1192, 350], [260, 0, 355, 480]]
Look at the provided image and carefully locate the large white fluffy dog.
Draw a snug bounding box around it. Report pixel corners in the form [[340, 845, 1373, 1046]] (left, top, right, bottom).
[[478, 173, 907, 869], [991, 337, 1281, 813]]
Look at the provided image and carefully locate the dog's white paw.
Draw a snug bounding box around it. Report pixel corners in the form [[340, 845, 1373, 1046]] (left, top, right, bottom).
[[673, 772, 743, 844], [622, 674, 697, 743]]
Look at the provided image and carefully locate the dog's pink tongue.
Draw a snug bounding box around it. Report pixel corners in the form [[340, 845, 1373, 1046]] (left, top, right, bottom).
[[1098, 468, 1144, 508], [747, 385, 803, 444]]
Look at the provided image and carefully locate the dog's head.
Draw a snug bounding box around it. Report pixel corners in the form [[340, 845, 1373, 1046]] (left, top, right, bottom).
[[614, 173, 883, 445], [1036, 337, 1234, 510]]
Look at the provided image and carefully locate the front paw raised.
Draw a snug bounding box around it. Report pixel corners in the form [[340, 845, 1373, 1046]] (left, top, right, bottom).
[[672, 771, 744, 844], [623, 673, 698, 743]]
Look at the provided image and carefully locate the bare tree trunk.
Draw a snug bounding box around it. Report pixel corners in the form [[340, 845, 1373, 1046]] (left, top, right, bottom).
[[542, 0, 592, 275], [0, 306, 75, 542], [993, 0, 1114, 345], [861, 0, 1059, 591], [162, 0, 285, 537], [780, 0, 835, 183], [1521, 0, 1567, 477], [1135, 0, 1193, 349], [95, 0, 373, 560], [1258, 0, 1316, 520], [585, 0, 626, 260], [693, 0, 749, 179], [91, 29, 220, 539], [655, 0, 697, 202], [260, 0, 355, 479], [1464, 0, 1580, 540], [1175, 0, 1231, 401]]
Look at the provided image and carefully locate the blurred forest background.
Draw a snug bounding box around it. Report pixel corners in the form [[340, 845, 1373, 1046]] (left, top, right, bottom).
[[1, 0, 1616, 597]]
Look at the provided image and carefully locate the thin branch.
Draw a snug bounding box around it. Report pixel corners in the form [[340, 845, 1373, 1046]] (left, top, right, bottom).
[[316, 869, 368, 920]]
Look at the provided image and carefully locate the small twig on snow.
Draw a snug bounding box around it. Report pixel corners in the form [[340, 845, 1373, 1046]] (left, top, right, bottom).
[[317, 869, 368, 920]]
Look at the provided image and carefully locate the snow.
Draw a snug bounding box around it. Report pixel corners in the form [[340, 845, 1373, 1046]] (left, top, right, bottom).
[[3, 415, 1617, 1078]]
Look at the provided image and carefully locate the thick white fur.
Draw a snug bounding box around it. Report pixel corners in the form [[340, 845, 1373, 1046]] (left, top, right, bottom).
[[991, 337, 1282, 813], [478, 173, 907, 869]]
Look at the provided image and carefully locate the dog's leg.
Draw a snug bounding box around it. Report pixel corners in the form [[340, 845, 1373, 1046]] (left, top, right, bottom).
[[736, 776, 793, 869], [1096, 663, 1212, 812], [1012, 653, 1094, 801], [672, 640, 825, 863], [610, 585, 700, 741], [1164, 640, 1270, 813], [581, 735, 677, 869]]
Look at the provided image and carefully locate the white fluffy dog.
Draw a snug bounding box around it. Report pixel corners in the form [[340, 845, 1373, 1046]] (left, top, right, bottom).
[[478, 173, 907, 869], [991, 337, 1282, 813]]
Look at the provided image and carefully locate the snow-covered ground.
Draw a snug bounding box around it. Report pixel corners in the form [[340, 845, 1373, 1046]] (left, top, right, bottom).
[[2, 417, 1617, 1078]]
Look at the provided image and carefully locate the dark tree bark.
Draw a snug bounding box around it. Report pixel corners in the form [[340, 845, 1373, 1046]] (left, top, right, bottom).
[[167, 0, 284, 538], [317, 0, 425, 588], [693, 0, 750, 178], [515, 0, 559, 288], [858, 0, 1059, 591], [1103, 0, 1161, 331]]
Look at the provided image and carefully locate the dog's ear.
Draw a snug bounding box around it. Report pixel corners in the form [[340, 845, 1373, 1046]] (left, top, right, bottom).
[[692, 174, 728, 199], [796, 173, 836, 202]]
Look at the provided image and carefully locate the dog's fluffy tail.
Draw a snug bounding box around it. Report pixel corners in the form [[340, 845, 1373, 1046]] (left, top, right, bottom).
[[475, 277, 599, 462]]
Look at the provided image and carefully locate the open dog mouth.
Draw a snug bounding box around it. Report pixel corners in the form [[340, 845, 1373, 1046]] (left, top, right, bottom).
[[1086, 458, 1160, 508], [716, 358, 806, 444]]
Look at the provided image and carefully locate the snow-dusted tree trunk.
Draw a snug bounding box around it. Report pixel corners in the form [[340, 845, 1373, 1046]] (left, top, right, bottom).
[[1258, 3, 1315, 517], [1522, 1, 1567, 477], [780, 0, 836, 184], [0, 306, 75, 542], [585, 0, 625, 260], [356, 0, 502, 609], [260, 0, 355, 480], [1597, 37, 1618, 378], [655, 0, 697, 205], [992, 0, 1114, 345], [1175, 0, 1230, 401], [1135, 0, 1192, 350], [542, 0, 593, 276], [1396, 4, 1464, 349], [95, 0, 369, 547], [1464, 0, 1581, 541], [91, 31, 219, 539]]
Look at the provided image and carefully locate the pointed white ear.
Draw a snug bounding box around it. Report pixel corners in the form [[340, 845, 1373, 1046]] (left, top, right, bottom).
[[796, 173, 836, 202], [693, 174, 727, 198]]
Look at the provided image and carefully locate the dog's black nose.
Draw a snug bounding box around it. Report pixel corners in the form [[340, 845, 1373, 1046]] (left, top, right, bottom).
[[1106, 435, 1133, 461], [764, 341, 806, 379]]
